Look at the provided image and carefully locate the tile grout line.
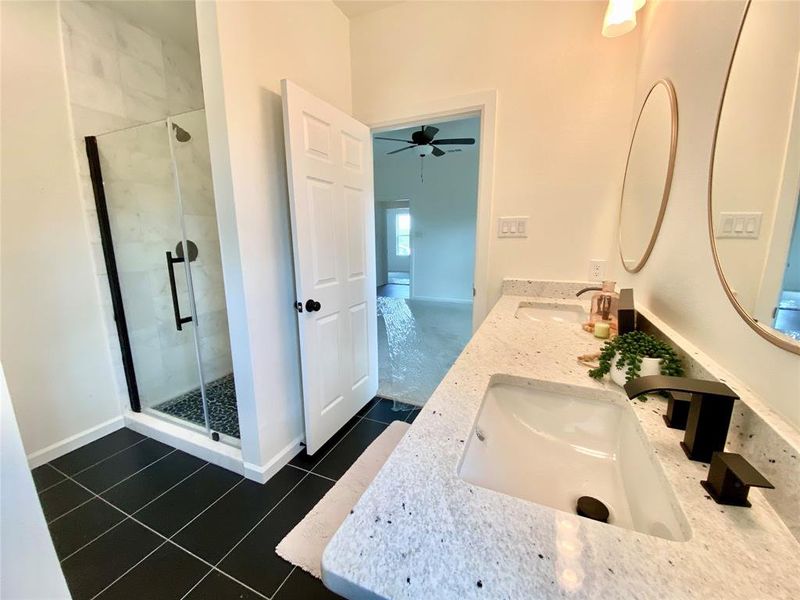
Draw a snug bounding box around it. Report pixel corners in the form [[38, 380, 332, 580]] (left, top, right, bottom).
[[47, 494, 98, 526], [304, 412, 372, 479], [198, 413, 374, 593], [36, 436, 149, 496], [54, 436, 150, 480], [48, 410, 386, 597], [131, 462, 210, 516], [166, 477, 246, 540], [270, 565, 297, 599], [361, 415, 409, 426], [286, 463, 337, 483], [35, 473, 70, 496], [176, 567, 214, 600], [405, 407, 420, 423], [93, 448, 177, 496], [47, 449, 178, 525], [88, 540, 168, 600], [206, 471, 313, 576], [57, 517, 128, 564], [166, 546, 270, 600], [48, 464, 270, 600], [305, 410, 370, 471]]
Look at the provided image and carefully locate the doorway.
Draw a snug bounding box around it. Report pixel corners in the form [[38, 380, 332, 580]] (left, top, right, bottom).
[[377, 204, 411, 299], [372, 117, 480, 406], [774, 195, 800, 339]]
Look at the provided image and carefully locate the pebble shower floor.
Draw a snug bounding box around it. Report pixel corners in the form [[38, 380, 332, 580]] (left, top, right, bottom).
[[153, 374, 239, 438]]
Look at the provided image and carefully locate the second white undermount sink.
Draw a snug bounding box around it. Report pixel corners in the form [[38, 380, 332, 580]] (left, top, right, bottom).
[[458, 378, 691, 542], [515, 301, 587, 324]]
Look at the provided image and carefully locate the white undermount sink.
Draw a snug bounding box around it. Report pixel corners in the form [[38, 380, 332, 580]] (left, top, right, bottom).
[[458, 378, 691, 541], [515, 301, 587, 324]]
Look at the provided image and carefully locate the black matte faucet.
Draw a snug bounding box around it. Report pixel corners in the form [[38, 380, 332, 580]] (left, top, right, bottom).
[[623, 375, 740, 462], [576, 286, 602, 297]]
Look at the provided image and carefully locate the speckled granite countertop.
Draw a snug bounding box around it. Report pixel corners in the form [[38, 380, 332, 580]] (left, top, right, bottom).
[[322, 294, 800, 599]]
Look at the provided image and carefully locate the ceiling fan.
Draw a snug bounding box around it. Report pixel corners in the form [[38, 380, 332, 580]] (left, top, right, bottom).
[[375, 125, 475, 158]]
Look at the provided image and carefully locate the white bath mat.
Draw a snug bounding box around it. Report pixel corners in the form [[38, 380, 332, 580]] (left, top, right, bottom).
[[276, 420, 410, 578]]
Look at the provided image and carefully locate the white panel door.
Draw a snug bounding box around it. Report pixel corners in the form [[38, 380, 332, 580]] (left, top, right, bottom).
[[282, 80, 378, 455]]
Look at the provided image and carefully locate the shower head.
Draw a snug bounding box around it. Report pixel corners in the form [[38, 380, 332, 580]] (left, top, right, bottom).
[[172, 123, 191, 142]]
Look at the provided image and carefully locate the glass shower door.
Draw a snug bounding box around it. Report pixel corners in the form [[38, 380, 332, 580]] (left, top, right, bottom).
[[169, 110, 238, 439], [95, 117, 217, 440]]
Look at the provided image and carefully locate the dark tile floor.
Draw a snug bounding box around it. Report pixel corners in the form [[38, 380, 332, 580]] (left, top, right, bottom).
[[376, 283, 410, 299], [32, 397, 417, 600]]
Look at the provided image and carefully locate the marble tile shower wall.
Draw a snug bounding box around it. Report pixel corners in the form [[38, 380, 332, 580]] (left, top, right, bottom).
[[97, 113, 232, 408], [171, 110, 233, 387], [58, 1, 212, 403]]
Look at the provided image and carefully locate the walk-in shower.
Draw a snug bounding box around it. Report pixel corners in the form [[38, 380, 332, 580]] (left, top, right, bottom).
[[86, 109, 239, 444]]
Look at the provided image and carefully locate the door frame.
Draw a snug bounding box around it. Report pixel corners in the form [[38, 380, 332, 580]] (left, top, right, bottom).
[[753, 62, 800, 324], [365, 90, 498, 331], [380, 200, 413, 295]]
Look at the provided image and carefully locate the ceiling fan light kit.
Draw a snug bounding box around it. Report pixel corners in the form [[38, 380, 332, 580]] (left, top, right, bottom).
[[375, 124, 477, 183], [375, 125, 476, 159]]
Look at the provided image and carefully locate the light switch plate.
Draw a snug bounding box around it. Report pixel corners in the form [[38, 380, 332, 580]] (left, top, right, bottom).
[[498, 217, 529, 238], [715, 211, 762, 239]]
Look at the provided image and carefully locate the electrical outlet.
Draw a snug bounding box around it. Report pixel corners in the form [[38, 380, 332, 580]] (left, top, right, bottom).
[[589, 259, 607, 282]]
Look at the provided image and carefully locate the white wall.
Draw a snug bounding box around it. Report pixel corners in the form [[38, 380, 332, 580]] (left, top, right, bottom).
[[350, 1, 640, 306], [0, 363, 70, 600], [374, 118, 480, 301], [0, 0, 122, 458], [613, 0, 800, 428], [196, 0, 352, 473]]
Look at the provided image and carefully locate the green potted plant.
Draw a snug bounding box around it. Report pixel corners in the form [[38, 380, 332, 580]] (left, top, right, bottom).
[[589, 331, 683, 387]]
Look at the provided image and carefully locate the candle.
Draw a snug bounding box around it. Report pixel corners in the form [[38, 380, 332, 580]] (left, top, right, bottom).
[[594, 322, 611, 339]]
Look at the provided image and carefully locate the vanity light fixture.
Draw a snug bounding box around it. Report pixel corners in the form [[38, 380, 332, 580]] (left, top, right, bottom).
[[602, 0, 646, 38]]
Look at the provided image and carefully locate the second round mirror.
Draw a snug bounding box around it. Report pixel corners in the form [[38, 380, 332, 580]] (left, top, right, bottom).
[[619, 79, 678, 273]]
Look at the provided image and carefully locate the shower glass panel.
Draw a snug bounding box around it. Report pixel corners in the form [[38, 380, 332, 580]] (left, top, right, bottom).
[[169, 110, 239, 439], [94, 109, 238, 443]]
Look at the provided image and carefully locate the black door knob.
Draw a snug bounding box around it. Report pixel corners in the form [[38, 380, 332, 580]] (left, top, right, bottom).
[[305, 299, 321, 312]]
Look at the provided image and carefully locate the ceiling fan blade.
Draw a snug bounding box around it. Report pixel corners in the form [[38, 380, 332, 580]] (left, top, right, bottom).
[[432, 138, 476, 145], [374, 136, 415, 143], [387, 145, 416, 155], [423, 126, 439, 140], [431, 146, 445, 157]]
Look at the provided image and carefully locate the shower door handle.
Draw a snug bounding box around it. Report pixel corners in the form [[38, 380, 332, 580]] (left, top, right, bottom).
[[166, 251, 193, 331]]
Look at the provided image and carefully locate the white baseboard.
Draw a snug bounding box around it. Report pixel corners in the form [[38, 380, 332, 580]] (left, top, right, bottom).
[[411, 295, 473, 304], [124, 411, 244, 476], [243, 435, 304, 484], [27, 416, 125, 468]]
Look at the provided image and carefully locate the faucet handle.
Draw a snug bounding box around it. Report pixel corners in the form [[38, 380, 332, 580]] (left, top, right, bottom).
[[663, 390, 693, 430], [701, 452, 774, 507]]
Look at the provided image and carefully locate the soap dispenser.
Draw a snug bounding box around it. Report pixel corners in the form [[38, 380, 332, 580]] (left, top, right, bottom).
[[588, 281, 619, 331]]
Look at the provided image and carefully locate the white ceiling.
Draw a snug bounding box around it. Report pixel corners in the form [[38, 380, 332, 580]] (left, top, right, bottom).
[[95, 0, 199, 51], [333, 1, 402, 19]]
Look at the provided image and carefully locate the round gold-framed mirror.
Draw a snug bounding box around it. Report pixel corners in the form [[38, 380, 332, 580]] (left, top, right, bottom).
[[708, 0, 800, 355], [618, 79, 679, 273]]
